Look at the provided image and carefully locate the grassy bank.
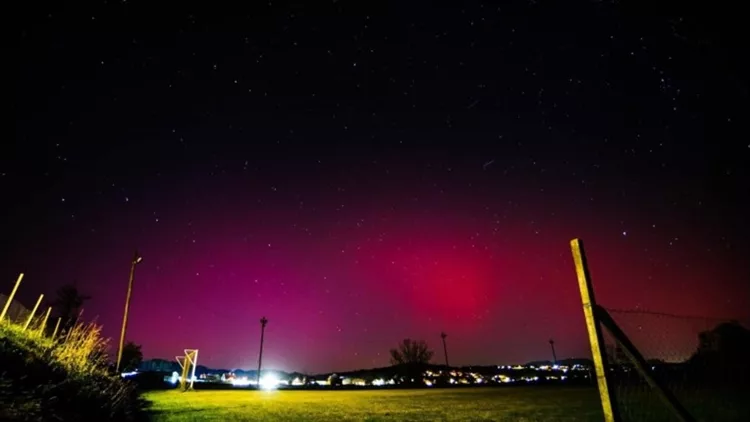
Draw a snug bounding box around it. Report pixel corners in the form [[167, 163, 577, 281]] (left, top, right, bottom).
[[0, 321, 147, 421]]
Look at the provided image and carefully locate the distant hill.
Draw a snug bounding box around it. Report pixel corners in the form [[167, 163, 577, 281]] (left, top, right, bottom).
[[525, 358, 593, 367], [138, 358, 594, 380]]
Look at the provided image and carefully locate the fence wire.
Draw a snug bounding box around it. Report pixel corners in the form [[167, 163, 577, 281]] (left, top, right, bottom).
[[0, 294, 31, 325], [600, 307, 750, 422]]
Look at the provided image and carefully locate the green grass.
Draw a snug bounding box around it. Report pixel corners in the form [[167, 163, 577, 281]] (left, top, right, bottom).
[[146, 387, 604, 422]]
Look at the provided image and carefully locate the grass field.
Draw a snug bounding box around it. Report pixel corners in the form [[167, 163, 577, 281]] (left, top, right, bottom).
[[146, 387, 604, 421]]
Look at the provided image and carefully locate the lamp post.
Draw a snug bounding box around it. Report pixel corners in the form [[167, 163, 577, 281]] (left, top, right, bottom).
[[116, 250, 142, 373], [549, 339, 558, 365], [440, 332, 450, 368], [257, 316, 268, 386]]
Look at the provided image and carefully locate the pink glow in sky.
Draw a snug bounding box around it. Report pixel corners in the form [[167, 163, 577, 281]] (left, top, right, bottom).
[[5, 183, 748, 373]]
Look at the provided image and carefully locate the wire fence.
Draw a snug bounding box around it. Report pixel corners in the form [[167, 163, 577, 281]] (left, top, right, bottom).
[[0, 294, 31, 325], [600, 307, 750, 422]]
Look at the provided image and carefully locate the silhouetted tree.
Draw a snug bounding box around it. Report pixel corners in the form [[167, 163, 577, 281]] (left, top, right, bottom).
[[390, 339, 433, 385], [688, 320, 750, 385], [120, 342, 143, 372], [390, 339, 434, 366], [51, 283, 91, 332]]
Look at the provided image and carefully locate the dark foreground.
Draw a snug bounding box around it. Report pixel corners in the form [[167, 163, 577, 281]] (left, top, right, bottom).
[[146, 386, 603, 421]]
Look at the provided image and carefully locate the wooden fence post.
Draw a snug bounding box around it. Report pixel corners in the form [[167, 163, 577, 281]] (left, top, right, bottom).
[[570, 239, 620, 422]]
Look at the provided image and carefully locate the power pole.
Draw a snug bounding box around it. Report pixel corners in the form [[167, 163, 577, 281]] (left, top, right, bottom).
[[116, 250, 142, 373], [549, 339, 558, 364], [441, 332, 449, 368], [257, 316, 268, 386]]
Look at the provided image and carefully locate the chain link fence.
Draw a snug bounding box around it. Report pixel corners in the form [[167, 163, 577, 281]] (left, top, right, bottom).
[[0, 294, 31, 325], [601, 307, 750, 422]]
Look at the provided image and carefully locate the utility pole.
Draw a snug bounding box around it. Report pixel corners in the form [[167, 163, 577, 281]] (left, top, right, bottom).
[[441, 332, 449, 368], [549, 339, 558, 364], [257, 316, 268, 386], [116, 251, 142, 373]]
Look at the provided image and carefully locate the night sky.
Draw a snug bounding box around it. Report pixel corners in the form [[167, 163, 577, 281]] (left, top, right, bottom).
[[7, 1, 749, 372]]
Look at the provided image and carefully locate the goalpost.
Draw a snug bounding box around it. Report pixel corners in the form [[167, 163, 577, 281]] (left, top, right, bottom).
[[176, 349, 199, 391]]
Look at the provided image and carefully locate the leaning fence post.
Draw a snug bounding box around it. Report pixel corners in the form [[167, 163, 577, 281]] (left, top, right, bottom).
[[38, 306, 52, 337], [51, 317, 62, 339], [23, 294, 44, 331], [570, 238, 620, 422]]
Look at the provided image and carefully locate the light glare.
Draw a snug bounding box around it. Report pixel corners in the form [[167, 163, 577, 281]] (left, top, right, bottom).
[[259, 373, 280, 390]]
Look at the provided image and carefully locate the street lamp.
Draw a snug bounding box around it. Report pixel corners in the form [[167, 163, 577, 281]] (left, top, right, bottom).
[[549, 339, 558, 365], [116, 250, 142, 373], [257, 316, 268, 386], [441, 332, 450, 368]]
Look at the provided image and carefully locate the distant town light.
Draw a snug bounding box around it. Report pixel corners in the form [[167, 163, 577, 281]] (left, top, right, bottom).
[[231, 377, 252, 387], [259, 373, 281, 390]]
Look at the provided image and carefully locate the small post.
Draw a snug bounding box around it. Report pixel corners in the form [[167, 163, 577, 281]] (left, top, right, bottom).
[[38, 306, 52, 336], [440, 332, 450, 367], [257, 316, 268, 386], [570, 239, 619, 422], [51, 317, 62, 339], [23, 294, 44, 331], [0, 273, 24, 322]]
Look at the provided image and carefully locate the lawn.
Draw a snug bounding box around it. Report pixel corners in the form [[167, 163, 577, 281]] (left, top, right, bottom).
[[145, 386, 604, 422]]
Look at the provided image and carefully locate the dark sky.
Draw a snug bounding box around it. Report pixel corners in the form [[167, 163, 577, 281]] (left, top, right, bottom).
[[7, 0, 749, 372]]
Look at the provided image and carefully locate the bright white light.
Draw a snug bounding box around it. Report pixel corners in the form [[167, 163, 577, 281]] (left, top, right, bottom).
[[372, 378, 385, 386], [120, 371, 138, 378], [259, 374, 280, 390], [170, 371, 179, 384]]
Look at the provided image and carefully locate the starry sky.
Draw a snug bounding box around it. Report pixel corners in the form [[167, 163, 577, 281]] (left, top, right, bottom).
[[7, 0, 749, 372]]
